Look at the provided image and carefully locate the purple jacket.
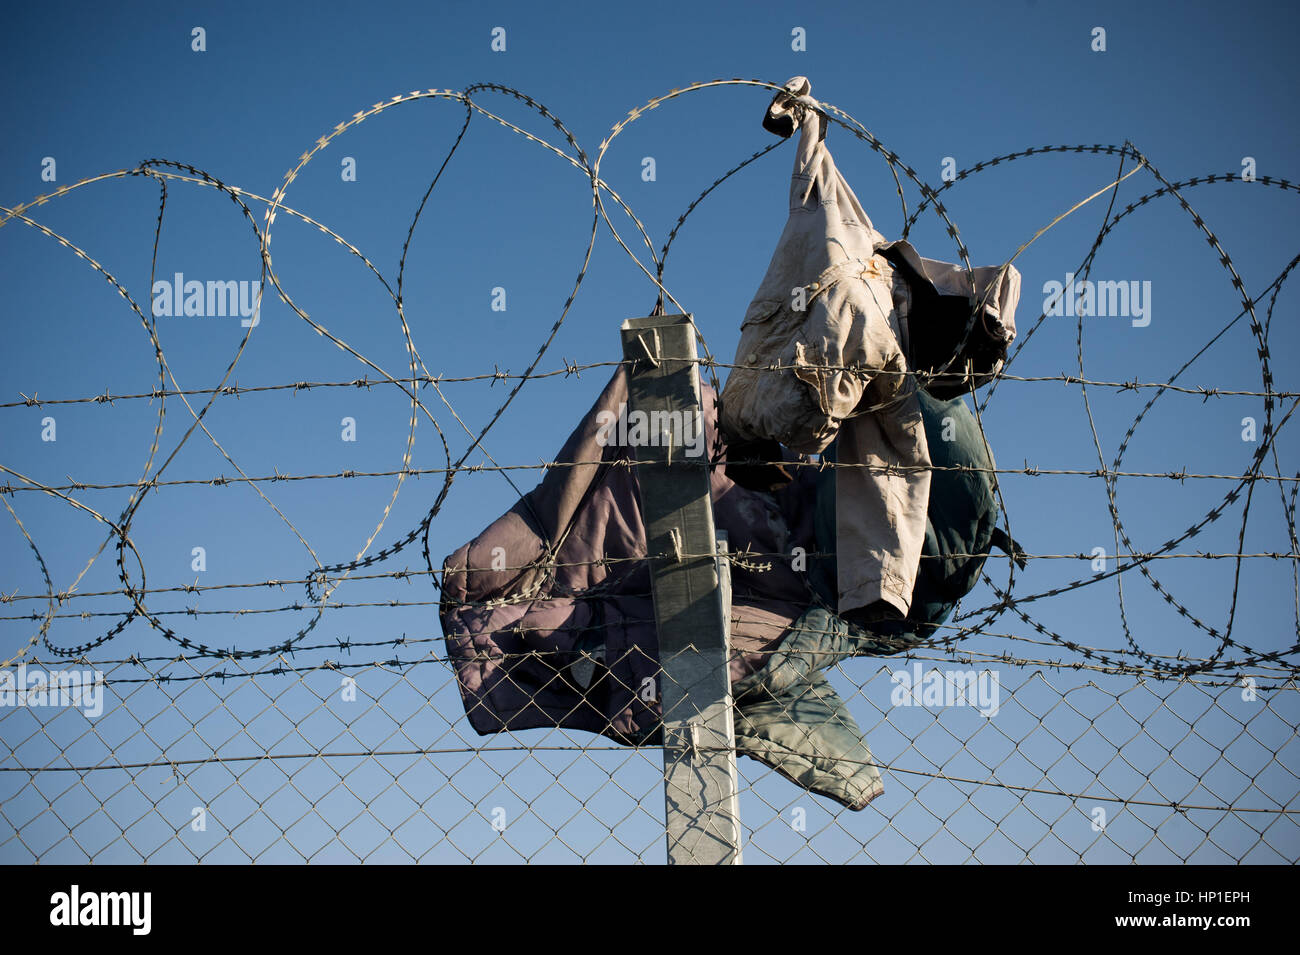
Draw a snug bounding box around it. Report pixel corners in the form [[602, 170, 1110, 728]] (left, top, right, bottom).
[[439, 366, 819, 742]]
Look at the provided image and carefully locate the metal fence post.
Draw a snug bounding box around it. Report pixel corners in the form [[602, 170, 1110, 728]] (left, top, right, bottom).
[[620, 313, 742, 865]]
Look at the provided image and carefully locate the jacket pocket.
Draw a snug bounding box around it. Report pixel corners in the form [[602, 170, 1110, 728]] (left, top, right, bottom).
[[740, 298, 785, 329]]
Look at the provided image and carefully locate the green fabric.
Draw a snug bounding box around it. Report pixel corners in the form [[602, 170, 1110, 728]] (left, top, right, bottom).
[[734, 668, 883, 811], [908, 389, 1001, 636], [743, 607, 920, 701], [731, 608, 919, 810], [733, 393, 1009, 809]]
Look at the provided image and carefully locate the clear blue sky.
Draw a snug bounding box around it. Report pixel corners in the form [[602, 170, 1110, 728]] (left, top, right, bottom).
[[1, 0, 1297, 862]]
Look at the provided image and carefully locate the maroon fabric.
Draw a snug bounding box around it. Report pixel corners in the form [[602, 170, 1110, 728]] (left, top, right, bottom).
[[439, 366, 819, 742]]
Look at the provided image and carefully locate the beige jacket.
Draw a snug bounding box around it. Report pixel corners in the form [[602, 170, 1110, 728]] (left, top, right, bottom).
[[719, 79, 929, 617]]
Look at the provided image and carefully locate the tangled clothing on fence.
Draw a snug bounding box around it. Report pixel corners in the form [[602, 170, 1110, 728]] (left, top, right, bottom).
[[718, 77, 931, 620], [440, 366, 937, 810], [439, 78, 1021, 810]]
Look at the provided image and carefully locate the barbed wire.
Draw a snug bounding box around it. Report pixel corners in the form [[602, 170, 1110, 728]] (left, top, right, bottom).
[[2, 77, 1297, 864], [5, 363, 1299, 413], [1, 76, 1295, 668]]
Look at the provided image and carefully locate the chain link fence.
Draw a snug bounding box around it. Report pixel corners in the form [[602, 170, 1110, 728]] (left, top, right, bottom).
[[1, 644, 1295, 862], [3, 79, 1297, 863]]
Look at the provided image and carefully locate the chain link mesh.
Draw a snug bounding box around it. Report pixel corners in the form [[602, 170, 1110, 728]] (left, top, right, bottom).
[[3, 79, 1297, 863], [1, 646, 1295, 862]]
